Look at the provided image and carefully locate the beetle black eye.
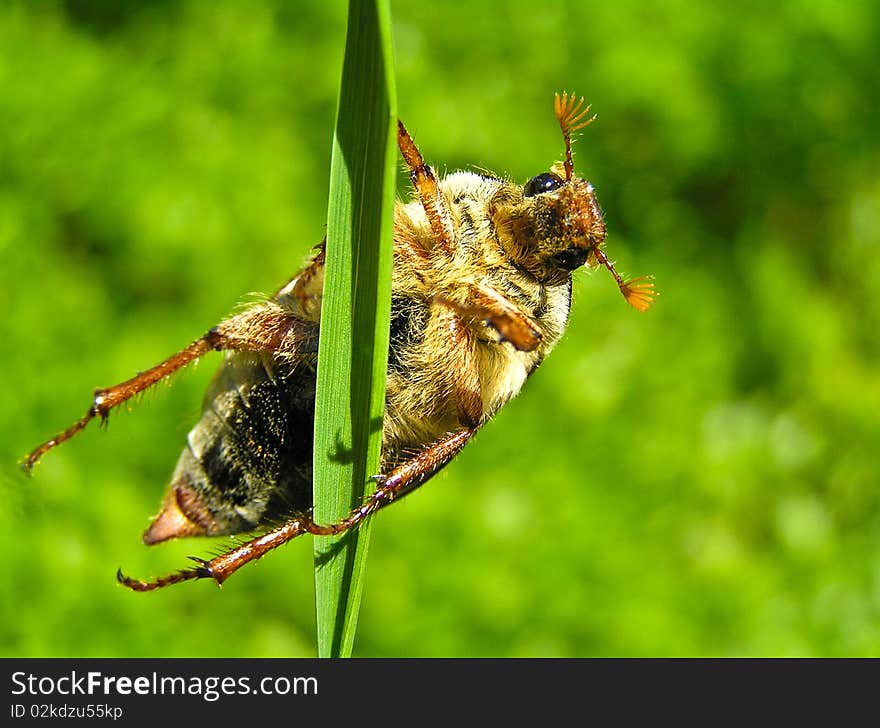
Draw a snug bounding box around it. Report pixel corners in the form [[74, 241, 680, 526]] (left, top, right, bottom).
[[524, 172, 564, 198]]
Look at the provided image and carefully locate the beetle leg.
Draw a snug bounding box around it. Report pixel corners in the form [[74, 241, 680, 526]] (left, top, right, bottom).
[[397, 120, 456, 257], [23, 304, 317, 471], [116, 428, 477, 591], [117, 519, 311, 591], [436, 284, 543, 352]]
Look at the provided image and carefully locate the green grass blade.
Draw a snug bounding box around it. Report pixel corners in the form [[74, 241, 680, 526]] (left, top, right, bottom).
[[313, 0, 397, 658]]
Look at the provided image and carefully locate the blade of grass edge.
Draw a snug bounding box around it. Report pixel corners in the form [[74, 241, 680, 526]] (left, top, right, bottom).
[[313, 0, 397, 658]]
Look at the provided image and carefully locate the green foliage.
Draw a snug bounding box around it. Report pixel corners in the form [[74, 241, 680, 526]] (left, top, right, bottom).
[[313, 0, 396, 658], [1, 0, 878, 656]]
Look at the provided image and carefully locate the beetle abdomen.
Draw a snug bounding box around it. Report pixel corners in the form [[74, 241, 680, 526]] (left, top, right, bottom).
[[143, 353, 317, 544]]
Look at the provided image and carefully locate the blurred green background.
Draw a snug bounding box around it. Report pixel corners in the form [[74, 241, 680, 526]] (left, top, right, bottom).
[[2, 0, 878, 657]]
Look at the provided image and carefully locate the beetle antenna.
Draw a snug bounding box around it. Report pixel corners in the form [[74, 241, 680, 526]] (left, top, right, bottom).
[[554, 92, 596, 181], [593, 247, 656, 312]]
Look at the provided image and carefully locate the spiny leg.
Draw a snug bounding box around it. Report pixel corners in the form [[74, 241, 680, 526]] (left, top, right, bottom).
[[436, 284, 543, 353], [118, 518, 310, 591], [23, 336, 214, 473], [397, 120, 456, 257], [117, 428, 477, 591], [23, 304, 317, 471]]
